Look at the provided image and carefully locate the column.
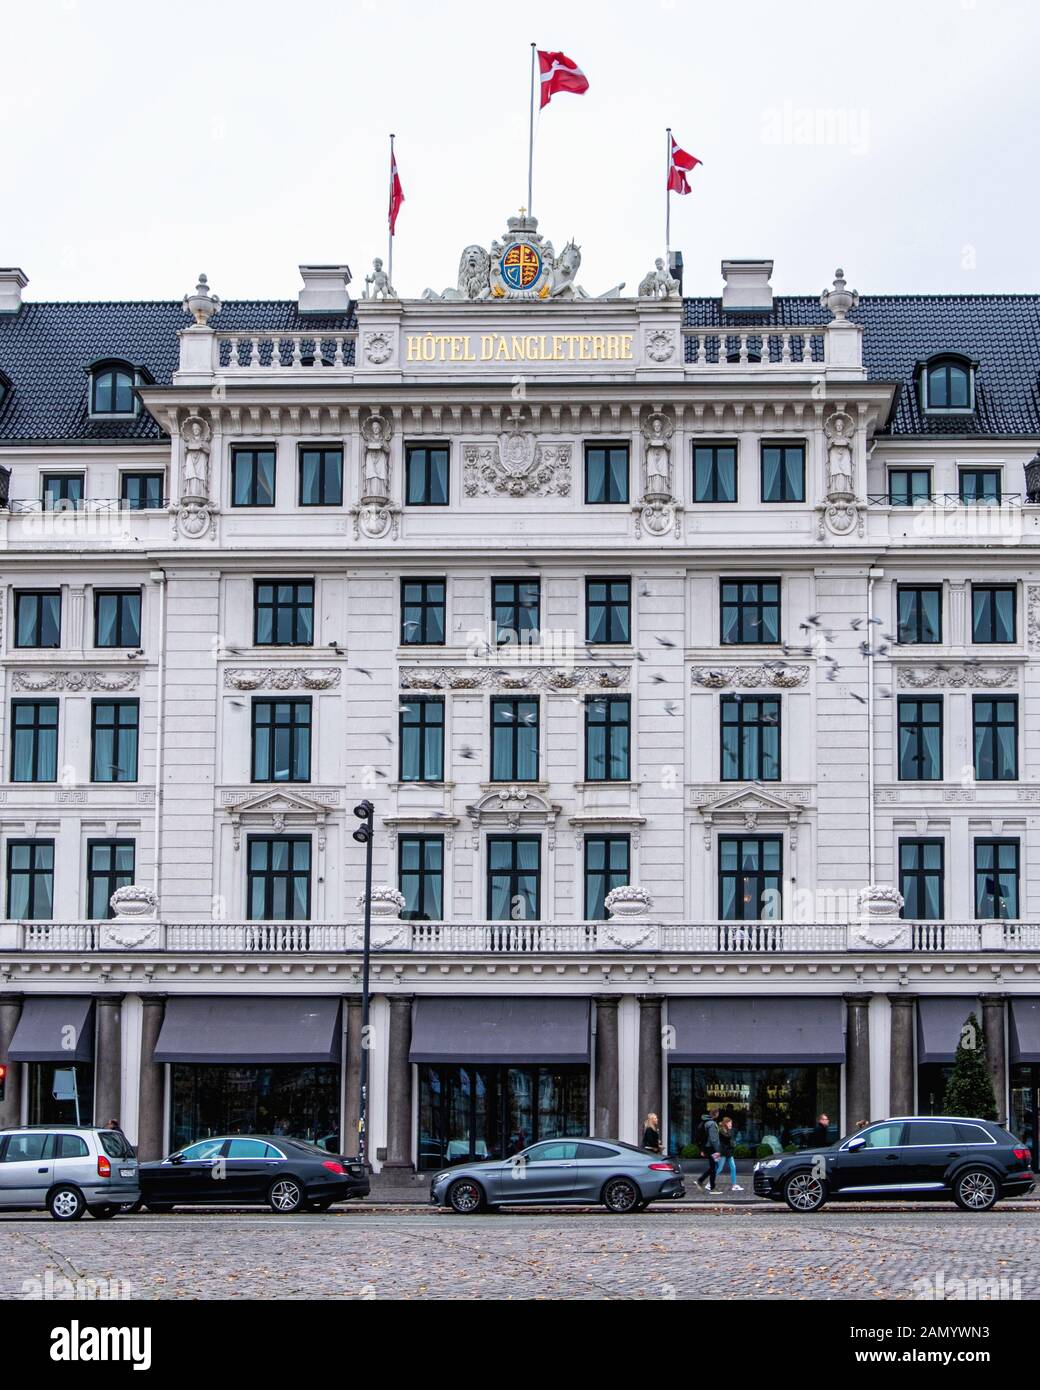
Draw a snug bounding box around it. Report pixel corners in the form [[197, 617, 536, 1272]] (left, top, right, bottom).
[[637, 996, 662, 1132], [94, 996, 123, 1127], [980, 995, 1008, 1123], [844, 993, 872, 1128], [0, 995, 22, 1128], [137, 996, 166, 1161], [887, 994, 916, 1117], [593, 997, 620, 1138], [343, 996, 362, 1159], [382, 995, 413, 1170]]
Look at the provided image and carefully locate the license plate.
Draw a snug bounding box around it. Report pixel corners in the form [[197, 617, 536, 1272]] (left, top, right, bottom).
[[119, 1168, 135, 1178]]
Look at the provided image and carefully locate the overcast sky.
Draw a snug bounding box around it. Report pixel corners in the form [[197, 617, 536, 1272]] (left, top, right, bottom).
[[3, 0, 1038, 303]]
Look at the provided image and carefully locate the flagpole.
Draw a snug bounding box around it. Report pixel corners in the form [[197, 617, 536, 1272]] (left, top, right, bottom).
[[388, 132, 395, 288], [665, 126, 671, 255], [527, 43, 536, 216]]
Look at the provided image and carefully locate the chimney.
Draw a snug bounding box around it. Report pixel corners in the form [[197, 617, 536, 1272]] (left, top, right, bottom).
[[721, 259, 774, 312], [298, 264, 352, 316], [0, 268, 28, 314], [668, 250, 684, 295]]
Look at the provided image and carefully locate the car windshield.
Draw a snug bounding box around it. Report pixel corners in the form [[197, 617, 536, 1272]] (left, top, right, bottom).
[[99, 1130, 134, 1159]]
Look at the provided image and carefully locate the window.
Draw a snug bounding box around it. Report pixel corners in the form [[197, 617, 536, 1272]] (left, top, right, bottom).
[[400, 579, 445, 645], [721, 696, 780, 781], [693, 444, 737, 503], [298, 446, 343, 506], [399, 835, 444, 920], [120, 473, 164, 510], [923, 358, 973, 411], [720, 579, 780, 644], [959, 469, 1000, 504], [899, 840, 944, 920], [42, 474, 83, 511], [974, 839, 1019, 919], [586, 578, 631, 644], [56, 1134, 90, 1158], [231, 447, 276, 507], [94, 590, 141, 648], [971, 585, 1015, 643], [584, 444, 629, 504], [487, 836, 540, 920], [492, 579, 540, 646], [854, 1123, 905, 1149], [91, 365, 136, 415], [227, 1138, 280, 1159], [14, 591, 61, 648], [11, 700, 58, 782], [87, 839, 134, 919], [491, 698, 539, 781], [252, 699, 311, 783], [91, 700, 139, 783], [254, 581, 314, 646], [405, 444, 449, 505], [247, 836, 311, 920], [973, 696, 1017, 781], [584, 696, 630, 781], [718, 835, 782, 920], [888, 469, 931, 506], [399, 698, 444, 782], [1, 1133, 48, 1162], [897, 586, 942, 644], [898, 697, 942, 781], [760, 443, 805, 502], [585, 835, 629, 919], [905, 1120, 961, 1146], [6, 840, 54, 920]]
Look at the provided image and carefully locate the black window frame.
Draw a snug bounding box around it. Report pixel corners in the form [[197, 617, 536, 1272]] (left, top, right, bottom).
[[231, 446, 277, 508], [924, 358, 974, 412], [897, 696, 943, 781], [584, 834, 630, 920], [585, 577, 631, 645], [959, 468, 1001, 504], [898, 838, 945, 921], [490, 697, 539, 782], [90, 364, 136, 417], [971, 585, 1016, 644], [888, 468, 932, 506], [120, 472, 165, 511], [583, 443, 630, 505], [720, 695, 781, 781], [584, 695, 630, 782], [10, 699, 59, 783], [692, 442, 738, 503], [399, 697, 445, 783], [41, 474, 84, 511], [6, 838, 55, 921], [405, 443, 450, 507], [973, 695, 1018, 782], [492, 578, 541, 647], [86, 838, 135, 920], [974, 838, 1019, 920], [94, 589, 142, 649], [398, 834, 444, 921], [13, 590, 61, 649], [246, 835, 311, 921], [400, 578, 446, 646], [297, 444, 344, 507], [897, 586, 942, 644], [486, 835, 541, 921], [251, 698, 312, 784], [253, 580, 315, 647], [720, 578, 781, 645], [760, 442, 806, 503], [718, 834, 783, 921], [90, 699, 140, 784]]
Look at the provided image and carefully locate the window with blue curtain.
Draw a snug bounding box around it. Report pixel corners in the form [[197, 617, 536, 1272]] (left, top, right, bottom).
[[974, 839, 1018, 919], [491, 698, 538, 781], [14, 591, 61, 648], [91, 700, 139, 782], [899, 840, 944, 920], [971, 586, 1015, 643], [405, 445, 449, 505], [492, 579, 540, 646], [399, 699, 444, 782], [298, 446, 343, 506], [584, 445, 629, 504], [487, 836, 540, 920], [585, 835, 629, 919], [898, 697, 942, 781], [94, 590, 141, 648], [6, 840, 54, 920], [87, 840, 135, 919], [253, 581, 314, 646], [973, 697, 1017, 780], [399, 836, 444, 920], [718, 836, 782, 920], [586, 578, 630, 644], [120, 473, 164, 510], [693, 444, 738, 503], [760, 444, 805, 502], [252, 699, 311, 782], [888, 469, 931, 506], [897, 587, 942, 644], [721, 696, 780, 780], [247, 836, 311, 920], [720, 580, 780, 644], [11, 701, 58, 782], [42, 474, 84, 511], [401, 579, 446, 644], [584, 696, 630, 781], [231, 448, 276, 506], [959, 469, 1000, 503]]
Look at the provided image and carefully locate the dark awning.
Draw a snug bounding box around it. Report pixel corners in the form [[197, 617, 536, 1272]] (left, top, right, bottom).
[[667, 997, 845, 1064], [9, 997, 95, 1062], [409, 997, 590, 1065], [154, 997, 342, 1064], [917, 997, 978, 1065], [1009, 999, 1040, 1063]]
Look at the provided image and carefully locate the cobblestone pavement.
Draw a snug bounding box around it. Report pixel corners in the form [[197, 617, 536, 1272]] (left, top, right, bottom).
[[0, 1207, 1037, 1299]]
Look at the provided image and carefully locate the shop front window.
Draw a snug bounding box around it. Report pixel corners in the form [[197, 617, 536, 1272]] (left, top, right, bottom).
[[1010, 1064, 1038, 1166], [668, 1064, 839, 1156], [917, 1062, 955, 1117], [169, 1063, 340, 1153], [27, 1061, 95, 1126]]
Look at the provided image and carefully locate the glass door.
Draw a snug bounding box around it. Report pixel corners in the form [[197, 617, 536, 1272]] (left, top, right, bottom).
[[1010, 1065, 1038, 1165]]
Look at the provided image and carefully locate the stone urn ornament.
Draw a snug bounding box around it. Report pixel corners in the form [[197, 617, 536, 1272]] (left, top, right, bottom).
[[182, 273, 221, 326], [603, 885, 653, 919], [109, 885, 159, 921], [358, 885, 406, 919], [820, 268, 859, 321]]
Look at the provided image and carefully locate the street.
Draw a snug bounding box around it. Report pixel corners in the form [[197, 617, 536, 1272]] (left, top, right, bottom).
[[1, 1206, 1037, 1300]]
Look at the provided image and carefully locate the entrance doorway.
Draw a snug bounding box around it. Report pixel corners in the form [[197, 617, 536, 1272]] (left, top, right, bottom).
[[1010, 1064, 1038, 1164]]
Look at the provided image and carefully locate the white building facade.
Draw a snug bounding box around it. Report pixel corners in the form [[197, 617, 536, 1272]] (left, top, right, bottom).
[[0, 221, 1039, 1169]]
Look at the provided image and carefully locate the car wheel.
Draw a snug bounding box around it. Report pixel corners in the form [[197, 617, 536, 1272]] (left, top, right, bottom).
[[783, 1171, 827, 1213], [953, 1168, 999, 1212], [602, 1177, 641, 1214], [49, 1186, 86, 1221], [447, 1178, 485, 1214], [88, 1204, 119, 1220], [269, 1177, 304, 1214]]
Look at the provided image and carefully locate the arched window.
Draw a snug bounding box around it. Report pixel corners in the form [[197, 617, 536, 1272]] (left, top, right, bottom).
[[90, 363, 136, 416], [922, 355, 975, 412]]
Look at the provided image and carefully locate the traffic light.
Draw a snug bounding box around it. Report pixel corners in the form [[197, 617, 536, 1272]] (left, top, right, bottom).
[[0, 1063, 7, 1103]]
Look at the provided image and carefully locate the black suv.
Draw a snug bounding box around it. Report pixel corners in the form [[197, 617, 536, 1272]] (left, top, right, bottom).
[[753, 1116, 1034, 1213]]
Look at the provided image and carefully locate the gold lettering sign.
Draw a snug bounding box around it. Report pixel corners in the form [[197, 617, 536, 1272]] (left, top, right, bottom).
[[405, 332, 634, 363]]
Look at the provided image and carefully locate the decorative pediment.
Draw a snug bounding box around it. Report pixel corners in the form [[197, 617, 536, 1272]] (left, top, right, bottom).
[[694, 784, 805, 850], [568, 812, 647, 850], [382, 813, 460, 849], [468, 786, 560, 846], [225, 789, 331, 850]]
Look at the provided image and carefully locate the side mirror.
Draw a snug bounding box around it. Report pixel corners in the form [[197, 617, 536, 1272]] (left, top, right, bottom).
[[846, 1136, 866, 1152], [170, 1152, 184, 1164]]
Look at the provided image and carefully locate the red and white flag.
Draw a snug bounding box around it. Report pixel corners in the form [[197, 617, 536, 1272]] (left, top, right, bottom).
[[537, 50, 589, 109], [667, 135, 702, 195], [388, 144, 404, 234]]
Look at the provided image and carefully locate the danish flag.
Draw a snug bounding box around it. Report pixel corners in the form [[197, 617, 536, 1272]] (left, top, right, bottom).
[[537, 50, 589, 109], [667, 136, 702, 195], [389, 146, 404, 234]]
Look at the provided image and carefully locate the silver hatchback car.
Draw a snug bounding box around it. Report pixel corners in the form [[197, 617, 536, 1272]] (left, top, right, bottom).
[[0, 1126, 140, 1220], [430, 1137, 685, 1214]]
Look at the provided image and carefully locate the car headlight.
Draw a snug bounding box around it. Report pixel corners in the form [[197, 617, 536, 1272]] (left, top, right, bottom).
[[760, 1158, 784, 1169]]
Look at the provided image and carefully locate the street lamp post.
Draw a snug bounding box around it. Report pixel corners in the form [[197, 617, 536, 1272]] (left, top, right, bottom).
[[352, 798, 375, 1168]]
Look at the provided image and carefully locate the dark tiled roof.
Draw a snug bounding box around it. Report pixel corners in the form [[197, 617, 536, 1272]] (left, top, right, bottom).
[[0, 300, 357, 443], [682, 293, 1040, 435]]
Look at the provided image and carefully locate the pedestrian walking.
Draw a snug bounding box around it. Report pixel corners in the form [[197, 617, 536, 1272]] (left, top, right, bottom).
[[692, 1109, 720, 1191], [642, 1112, 662, 1153], [810, 1112, 831, 1147], [714, 1115, 743, 1191]]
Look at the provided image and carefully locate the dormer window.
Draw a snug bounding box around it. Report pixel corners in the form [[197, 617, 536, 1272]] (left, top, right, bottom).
[[87, 359, 150, 418], [919, 354, 977, 414]]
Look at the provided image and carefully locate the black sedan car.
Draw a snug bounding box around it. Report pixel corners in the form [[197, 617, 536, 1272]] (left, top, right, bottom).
[[754, 1115, 1035, 1213], [136, 1135, 369, 1213]]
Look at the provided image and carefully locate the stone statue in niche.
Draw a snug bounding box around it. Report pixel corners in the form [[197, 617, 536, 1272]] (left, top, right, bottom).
[[641, 410, 674, 500], [824, 410, 856, 497], [181, 414, 212, 500], [360, 412, 393, 501]]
